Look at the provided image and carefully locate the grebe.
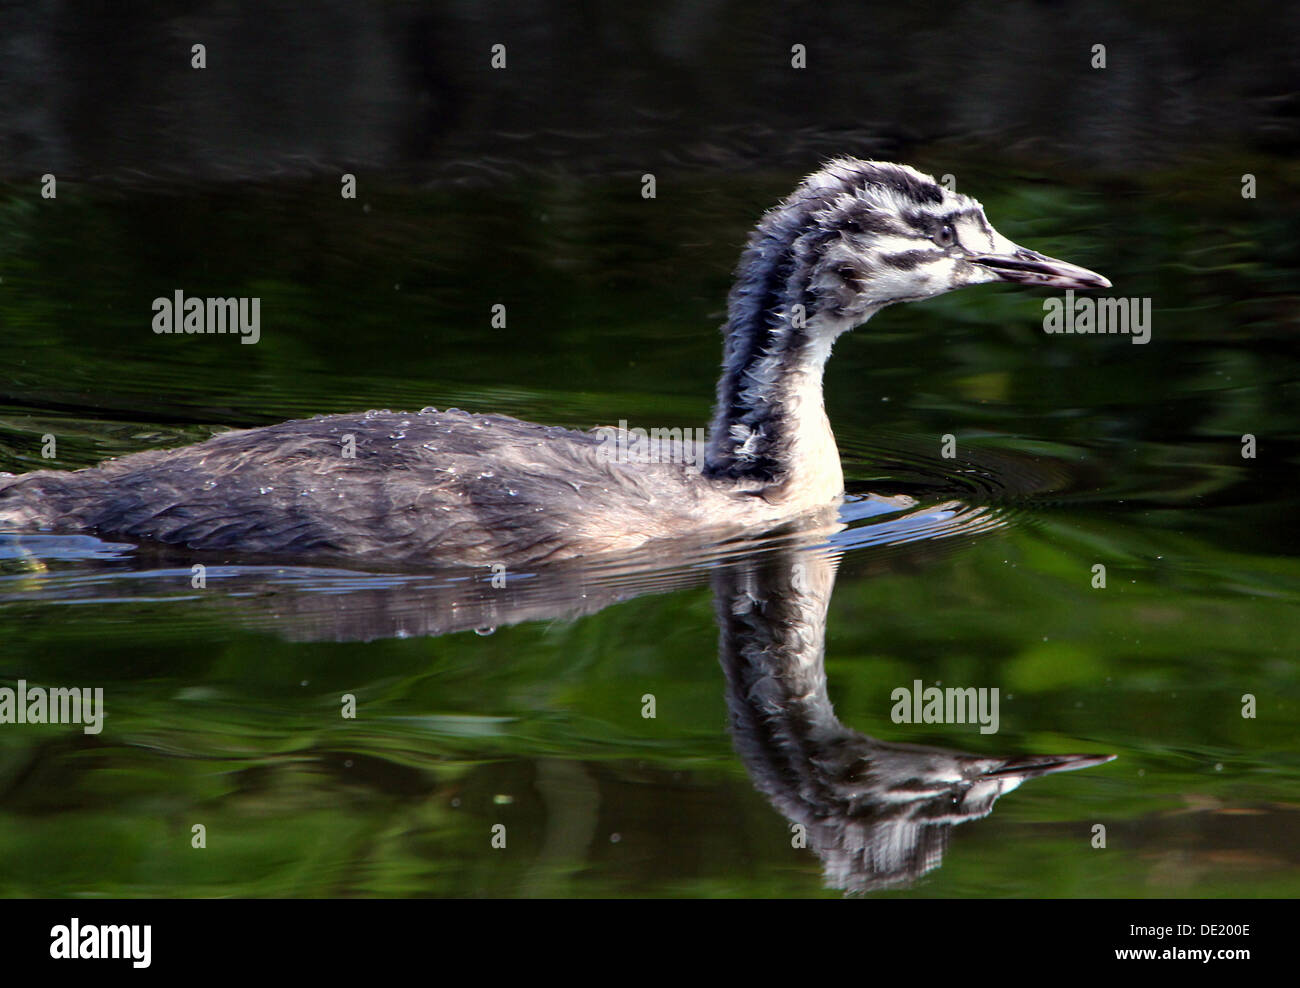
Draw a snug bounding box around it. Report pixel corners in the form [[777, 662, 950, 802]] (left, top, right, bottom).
[[0, 160, 1109, 566]]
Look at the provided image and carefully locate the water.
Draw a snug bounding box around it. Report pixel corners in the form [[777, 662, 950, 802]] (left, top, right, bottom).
[[0, 162, 1297, 897]]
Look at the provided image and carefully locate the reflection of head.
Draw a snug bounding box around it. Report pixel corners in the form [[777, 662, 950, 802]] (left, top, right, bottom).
[[715, 551, 1112, 894]]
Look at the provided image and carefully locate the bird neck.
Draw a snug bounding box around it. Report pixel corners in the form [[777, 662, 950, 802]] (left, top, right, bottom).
[[717, 551, 848, 760], [703, 220, 862, 503]]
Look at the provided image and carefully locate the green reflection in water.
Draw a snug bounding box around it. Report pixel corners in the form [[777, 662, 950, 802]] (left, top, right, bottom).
[[0, 160, 1297, 897]]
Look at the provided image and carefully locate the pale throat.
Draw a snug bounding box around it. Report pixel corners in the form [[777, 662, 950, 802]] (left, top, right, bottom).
[[775, 328, 847, 505], [705, 313, 858, 507]]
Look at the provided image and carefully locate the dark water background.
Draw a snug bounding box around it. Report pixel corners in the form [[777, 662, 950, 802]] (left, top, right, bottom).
[[0, 2, 1298, 896]]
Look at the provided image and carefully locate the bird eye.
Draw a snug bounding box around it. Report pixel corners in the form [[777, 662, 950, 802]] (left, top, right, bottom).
[[934, 224, 957, 248]]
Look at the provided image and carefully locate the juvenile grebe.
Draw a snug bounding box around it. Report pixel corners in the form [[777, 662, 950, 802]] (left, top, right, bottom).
[[0, 160, 1108, 565]]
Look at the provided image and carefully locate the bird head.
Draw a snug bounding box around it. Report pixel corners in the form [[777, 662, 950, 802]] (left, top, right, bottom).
[[784, 159, 1111, 325]]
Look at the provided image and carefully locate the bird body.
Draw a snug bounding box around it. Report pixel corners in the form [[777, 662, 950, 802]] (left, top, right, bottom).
[[0, 408, 814, 565], [0, 159, 1108, 565]]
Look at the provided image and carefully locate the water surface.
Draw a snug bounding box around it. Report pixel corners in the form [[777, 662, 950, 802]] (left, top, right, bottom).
[[1, 165, 1297, 897]]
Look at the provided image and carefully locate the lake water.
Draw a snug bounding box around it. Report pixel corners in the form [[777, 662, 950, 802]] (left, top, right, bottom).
[[0, 162, 1297, 897]]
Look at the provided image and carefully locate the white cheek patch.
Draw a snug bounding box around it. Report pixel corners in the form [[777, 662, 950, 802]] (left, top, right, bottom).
[[873, 233, 926, 255], [987, 228, 1020, 256], [867, 255, 960, 301], [955, 214, 1000, 253], [953, 212, 1019, 285], [917, 256, 958, 294], [961, 264, 1000, 287]]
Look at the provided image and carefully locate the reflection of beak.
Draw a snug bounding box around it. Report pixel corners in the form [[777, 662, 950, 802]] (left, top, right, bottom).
[[971, 247, 1111, 290]]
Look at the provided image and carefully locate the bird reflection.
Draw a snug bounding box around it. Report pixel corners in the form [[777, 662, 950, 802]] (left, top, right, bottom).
[[715, 548, 1112, 893], [3, 497, 1113, 893]]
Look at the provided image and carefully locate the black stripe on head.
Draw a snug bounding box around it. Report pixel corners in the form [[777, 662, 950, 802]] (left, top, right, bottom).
[[902, 206, 987, 238], [879, 248, 945, 271], [834, 201, 905, 238], [947, 206, 992, 240], [902, 209, 942, 236], [856, 163, 944, 207]]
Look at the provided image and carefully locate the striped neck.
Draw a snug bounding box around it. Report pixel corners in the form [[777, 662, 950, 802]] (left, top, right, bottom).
[[702, 158, 970, 499], [703, 194, 862, 501]]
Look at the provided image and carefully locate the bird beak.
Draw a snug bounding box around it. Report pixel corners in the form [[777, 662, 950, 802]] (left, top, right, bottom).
[[985, 752, 1116, 780], [970, 247, 1111, 290]]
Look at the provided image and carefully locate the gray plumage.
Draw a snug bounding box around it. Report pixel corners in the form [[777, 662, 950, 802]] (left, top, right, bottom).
[[0, 159, 1108, 566], [0, 408, 774, 566]]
